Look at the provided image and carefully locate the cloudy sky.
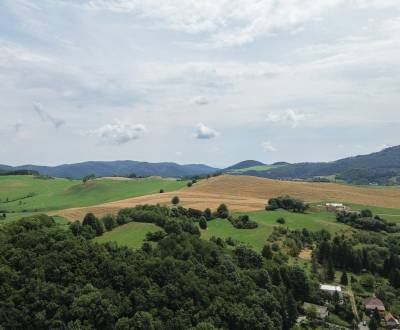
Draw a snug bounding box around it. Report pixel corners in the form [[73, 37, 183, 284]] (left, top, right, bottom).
[[1, 0, 399, 167]]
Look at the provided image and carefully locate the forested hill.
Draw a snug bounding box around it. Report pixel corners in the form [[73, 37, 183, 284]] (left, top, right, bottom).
[[224, 160, 265, 171], [0, 160, 219, 179], [238, 146, 400, 184], [0, 214, 309, 329]]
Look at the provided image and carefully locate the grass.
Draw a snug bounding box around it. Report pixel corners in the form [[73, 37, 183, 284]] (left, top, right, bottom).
[[201, 209, 349, 251], [95, 222, 159, 249], [230, 165, 283, 173], [347, 203, 400, 222], [0, 175, 188, 222]]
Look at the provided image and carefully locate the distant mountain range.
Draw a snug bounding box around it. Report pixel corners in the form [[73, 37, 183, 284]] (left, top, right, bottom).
[[0, 161, 218, 179], [1, 146, 400, 184], [230, 146, 400, 185]]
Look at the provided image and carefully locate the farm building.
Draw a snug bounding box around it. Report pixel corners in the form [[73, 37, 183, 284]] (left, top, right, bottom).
[[302, 302, 329, 319], [320, 284, 342, 295], [385, 313, 399, 329], [325, 203, 349, 212], [364, 297, 385, 313]]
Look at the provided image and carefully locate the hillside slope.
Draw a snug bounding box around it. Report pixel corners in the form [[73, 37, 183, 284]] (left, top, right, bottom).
[[239, 146, 400, 184], [55, 175, 400, 220], [224, 160, 265, 171]]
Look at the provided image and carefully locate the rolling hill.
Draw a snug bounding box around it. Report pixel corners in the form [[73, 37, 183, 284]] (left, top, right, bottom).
[[234, 146, 400, 184], [55, 174, 400, 221], [224, 160, 265, 171], [0, 160, 218, 179], [0, 175, 188, 222]]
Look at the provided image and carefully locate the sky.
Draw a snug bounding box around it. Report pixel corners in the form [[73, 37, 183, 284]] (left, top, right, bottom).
[[1, 0, 400, 167]]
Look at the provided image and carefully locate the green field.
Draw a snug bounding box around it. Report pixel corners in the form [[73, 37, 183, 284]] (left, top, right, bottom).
[[230, 165, 282, 173], [201, 209, 349, 251], [96, 209, 350, 251], [0, 175, 187, 222], [95, 222, 159, 248]]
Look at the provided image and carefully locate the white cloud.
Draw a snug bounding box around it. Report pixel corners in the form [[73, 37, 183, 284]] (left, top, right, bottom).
[[266, 109, 306, 127], [33, 103, 65, 128], [195, 123, 219, 139], [261, 141, 277, 152], [64, 0, 400, 47], [87, 122, 147, 144]]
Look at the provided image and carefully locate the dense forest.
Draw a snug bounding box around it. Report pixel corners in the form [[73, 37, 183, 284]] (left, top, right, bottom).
[[0, 213, 316, 329], [2, 198, 400, 328]]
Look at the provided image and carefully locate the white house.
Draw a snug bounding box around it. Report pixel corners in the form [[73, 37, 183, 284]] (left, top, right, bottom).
[[320, 284, 342, 296], [325, 203, 348, 212]]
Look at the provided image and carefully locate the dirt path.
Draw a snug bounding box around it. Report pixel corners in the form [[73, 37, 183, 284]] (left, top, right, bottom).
[[347, 287, 359, 321]]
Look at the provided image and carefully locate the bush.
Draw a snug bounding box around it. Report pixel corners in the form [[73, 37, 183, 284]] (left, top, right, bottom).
[[171, 196, 180, 205], [145, 230, 166, 242], [101, 214, 116, 231], [159, 189, 164, 193], [203, 208, 212, 220], [229, 215, 258, 229], [199, 216, 207, 230], [276, 217, 286, 225], [187, 182, 193, 187], [216, 204, 229, 219], [82, 213, 104, 236]]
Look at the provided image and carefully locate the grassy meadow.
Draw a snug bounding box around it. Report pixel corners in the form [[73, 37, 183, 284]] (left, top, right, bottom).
[[230, 164, 283, 173], [201, 209, 349, 251], [95, 222, 159, 249], [0, 175, 187, 222], [96, 208, 351, 251]]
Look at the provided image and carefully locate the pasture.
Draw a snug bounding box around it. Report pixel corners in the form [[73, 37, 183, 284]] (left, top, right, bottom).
[[201, 209, 349, 251], [96, 208, 350, 251], [95, 222, 159, 249], [0, 175, 187, 222]]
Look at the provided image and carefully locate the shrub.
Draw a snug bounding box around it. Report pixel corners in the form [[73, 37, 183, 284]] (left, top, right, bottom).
[[216, 204, 229, 219], [203, 208, 212, 220], [171, 196, 180, 205], [229, 215, 258, 229], [187, 182, 193, 187], [276, 217, 286, 225], [82, 213, 104, 236], [146, 230, 166, 242], [101, 214, 116, 231], [199, 216, 207, 230], [159, 189, 164, 193]]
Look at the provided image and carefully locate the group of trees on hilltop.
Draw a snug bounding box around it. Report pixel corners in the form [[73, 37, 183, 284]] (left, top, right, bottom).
[[0, 213, 317, 329], [266, 195, 309, 213]]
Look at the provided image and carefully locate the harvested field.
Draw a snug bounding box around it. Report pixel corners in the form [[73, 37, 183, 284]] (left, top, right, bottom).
[[54, 175, 400, 221]]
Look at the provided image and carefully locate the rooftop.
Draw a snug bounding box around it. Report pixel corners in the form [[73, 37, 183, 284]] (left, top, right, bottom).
[[320, 284, 342, 292]]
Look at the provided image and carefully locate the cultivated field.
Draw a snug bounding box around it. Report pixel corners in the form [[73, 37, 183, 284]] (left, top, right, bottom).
[[55, 175, 400, 221]]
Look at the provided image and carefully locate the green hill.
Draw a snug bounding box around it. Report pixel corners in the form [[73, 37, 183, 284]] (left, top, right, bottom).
[[0, 175, 187, 222], [237, 146, 400, 185]]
